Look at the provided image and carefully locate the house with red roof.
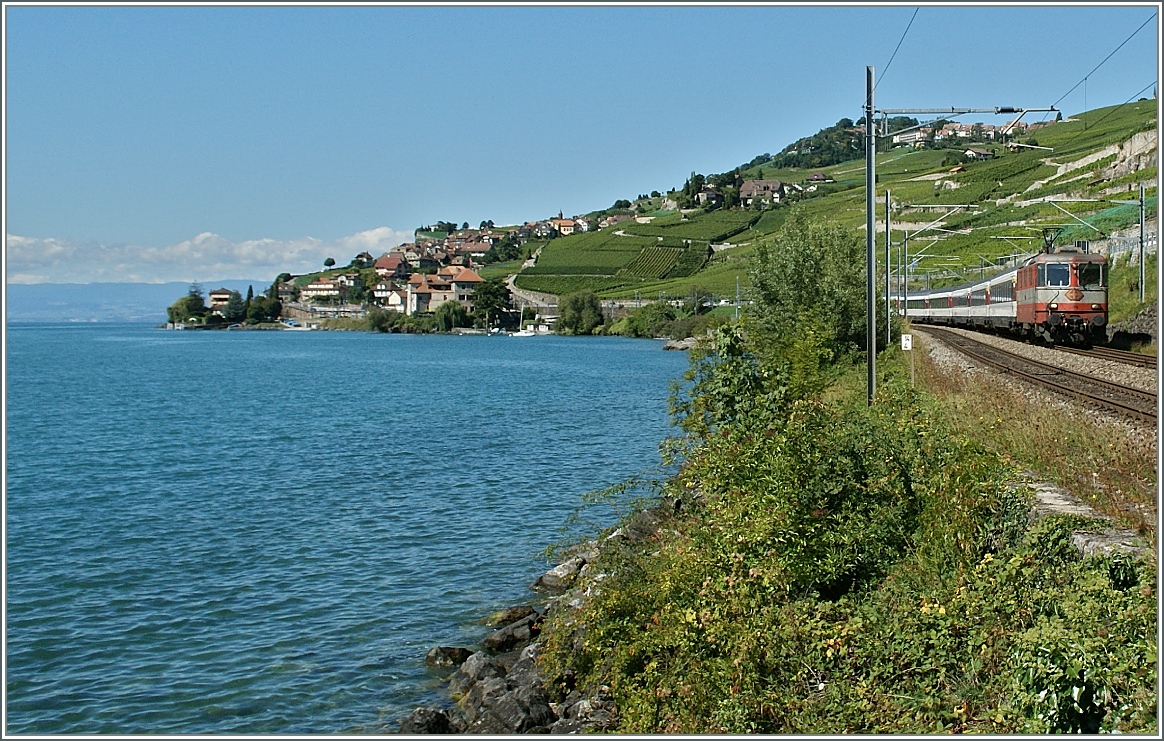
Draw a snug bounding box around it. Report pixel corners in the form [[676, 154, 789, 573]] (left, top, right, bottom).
[[374, 254, 410, 279], [551, 218, 576, 236]]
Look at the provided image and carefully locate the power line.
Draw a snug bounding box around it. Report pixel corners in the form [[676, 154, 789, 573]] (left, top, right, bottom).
[[875, 7, 919, 93], [1071, 79, 1157, 133], [1052, 13, 1156, 109]]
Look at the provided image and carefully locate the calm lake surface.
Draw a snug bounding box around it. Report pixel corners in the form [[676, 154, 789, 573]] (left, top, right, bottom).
[[4, 323, 688, 734]]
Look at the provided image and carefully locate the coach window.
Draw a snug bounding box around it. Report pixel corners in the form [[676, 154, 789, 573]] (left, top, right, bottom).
[[1036, 264, 1045, 286], [1045, 263, 1069, 287], [1077, 262, 1104, 289]]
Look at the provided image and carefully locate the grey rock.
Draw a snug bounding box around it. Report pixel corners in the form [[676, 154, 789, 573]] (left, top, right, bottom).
[[463, 676, 508, 721], [463, 709, 512, 735], [492, 649, 523, 674], [549, 717, 587, 734], [488, 692, 532, 732], [563, 699, 594, 720], [559, 540, 600, 565], [530, 557, 586, 595], [512, 683, 557, 729], [504, 643, 543, 690], [1108, 303, 1156, 343], [1072, 529, 1149, 559], [425, 646, 472, 669], [449, 651, 505, 698], [483, 604, 536, 627], [443, 704, 469, 733], [481, 614, 542, 653], [399, 707, 453, 734], [662, 336, 698, 351], [622, 506, 669, 543]]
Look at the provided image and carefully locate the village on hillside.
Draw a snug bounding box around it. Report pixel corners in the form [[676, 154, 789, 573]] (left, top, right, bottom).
[[172, 111, 1133, 332]]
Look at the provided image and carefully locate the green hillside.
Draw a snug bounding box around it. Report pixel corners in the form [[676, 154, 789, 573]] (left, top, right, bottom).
[[517, 99, 1156, 302]]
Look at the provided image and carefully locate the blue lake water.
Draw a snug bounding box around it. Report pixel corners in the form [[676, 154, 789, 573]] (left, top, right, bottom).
[[4, 323, 689, 734]]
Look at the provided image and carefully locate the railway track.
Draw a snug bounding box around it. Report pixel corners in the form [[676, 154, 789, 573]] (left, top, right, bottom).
[[921, 327, 1157, 424], [1054, 344, 1158, 370]]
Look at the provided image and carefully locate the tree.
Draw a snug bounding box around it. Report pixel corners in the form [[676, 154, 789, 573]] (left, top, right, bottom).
[[557, 290, 603, 335], [748, 213, 867, 352], [347, 281, 367, 304], [722, 185, 740, 210], [245, 285, 254, 315], [472, 277, 510, 326], [247, 296, 281, 323], [224, 291, 247, 323], [434, 300, 470, 331], [612, 199, 632, 210], [166, 285, 207, 324], [324, 257, 336, 268], [268, 273, 292, 299], [483, 233, 522, 264], [461, 222, 470, 230], [479, 219, 495, 229], [368, 307, 400, 333]]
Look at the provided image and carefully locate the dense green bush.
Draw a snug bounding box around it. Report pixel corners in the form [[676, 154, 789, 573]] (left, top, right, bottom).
[[557, 290, 604, 335], [608, 301, 677, 338], [540, 374, 1157, 733]]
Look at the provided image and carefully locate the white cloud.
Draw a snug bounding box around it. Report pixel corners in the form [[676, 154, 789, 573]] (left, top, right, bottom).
[[4, 227, 414, 284]]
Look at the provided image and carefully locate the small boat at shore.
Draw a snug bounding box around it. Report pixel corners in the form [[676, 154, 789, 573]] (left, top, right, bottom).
[[509, 327, 537, 337]]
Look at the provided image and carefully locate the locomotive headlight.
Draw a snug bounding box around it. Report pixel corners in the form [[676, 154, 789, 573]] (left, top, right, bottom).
[[1091, 303, 1101, 310], [1048, 303, 1058, 310]]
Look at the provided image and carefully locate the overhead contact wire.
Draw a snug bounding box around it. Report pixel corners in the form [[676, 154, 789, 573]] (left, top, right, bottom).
[[874, 7, 919, 94]]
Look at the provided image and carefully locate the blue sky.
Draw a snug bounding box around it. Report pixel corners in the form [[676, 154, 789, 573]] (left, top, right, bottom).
[[4, 3, 1160, 284]]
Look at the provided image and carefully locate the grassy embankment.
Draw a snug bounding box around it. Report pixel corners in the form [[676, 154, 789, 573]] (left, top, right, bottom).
[[908, 324, 1156, 536], [534, 206, 1157, 733], [537, 341, 1156, 734], [1108, 249, 1158, 327], [514, 100, 1155, 302]]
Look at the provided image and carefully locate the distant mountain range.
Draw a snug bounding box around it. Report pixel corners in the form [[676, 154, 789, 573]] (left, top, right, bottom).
[[5, 281, 267, 323]]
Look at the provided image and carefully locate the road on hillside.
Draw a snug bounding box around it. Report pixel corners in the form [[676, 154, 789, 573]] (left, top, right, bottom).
[[506, 245, 558, 310]]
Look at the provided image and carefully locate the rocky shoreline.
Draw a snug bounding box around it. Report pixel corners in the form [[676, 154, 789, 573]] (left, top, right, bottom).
[[398, 502, 684, 735]]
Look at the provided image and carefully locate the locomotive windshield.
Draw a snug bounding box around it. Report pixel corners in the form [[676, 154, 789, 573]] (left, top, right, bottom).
[[1077, 262, 1105, 289], [1045, 263, 1070, 287]]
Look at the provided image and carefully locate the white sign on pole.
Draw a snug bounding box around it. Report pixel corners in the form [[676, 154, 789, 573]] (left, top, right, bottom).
[[901, 334, 913, 351]]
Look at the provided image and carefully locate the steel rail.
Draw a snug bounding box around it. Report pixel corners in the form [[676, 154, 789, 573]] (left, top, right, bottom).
[[921, 327, 1157, 423], [1054, 344, 1158, 370]]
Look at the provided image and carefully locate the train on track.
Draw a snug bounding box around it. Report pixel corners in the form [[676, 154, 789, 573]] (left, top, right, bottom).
[[901, 243, 1108, 346]]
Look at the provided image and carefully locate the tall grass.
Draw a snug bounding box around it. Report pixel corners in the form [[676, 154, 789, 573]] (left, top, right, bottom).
[[910, 330, 1156, 539]]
